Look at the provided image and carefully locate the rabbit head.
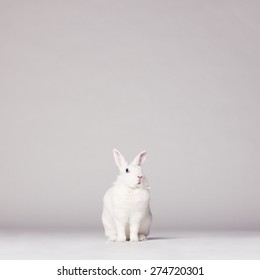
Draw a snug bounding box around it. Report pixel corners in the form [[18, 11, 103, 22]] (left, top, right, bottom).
[[113, 148, 148, 188]]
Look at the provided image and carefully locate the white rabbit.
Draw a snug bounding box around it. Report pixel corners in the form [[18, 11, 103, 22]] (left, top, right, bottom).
[[102, 149, 152, 242]]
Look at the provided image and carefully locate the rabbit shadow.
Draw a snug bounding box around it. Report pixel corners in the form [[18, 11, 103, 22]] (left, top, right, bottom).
[[147, 236, 176, 241]]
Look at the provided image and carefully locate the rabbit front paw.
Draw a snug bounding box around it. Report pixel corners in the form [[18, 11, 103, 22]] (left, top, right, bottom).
[[117, 235, 126, 242], [108, 235, 117, 242], [130, 235, 139, 242]]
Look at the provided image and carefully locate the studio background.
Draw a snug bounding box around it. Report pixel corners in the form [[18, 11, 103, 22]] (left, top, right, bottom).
[[0, 0, 259, 231]]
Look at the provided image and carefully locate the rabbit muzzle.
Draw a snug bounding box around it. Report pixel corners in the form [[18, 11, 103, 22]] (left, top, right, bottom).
[[137, 176, 143, 184]]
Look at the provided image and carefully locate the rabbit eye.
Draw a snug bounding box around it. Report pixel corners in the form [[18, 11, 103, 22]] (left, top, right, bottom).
[[126, 168, 129, 173]]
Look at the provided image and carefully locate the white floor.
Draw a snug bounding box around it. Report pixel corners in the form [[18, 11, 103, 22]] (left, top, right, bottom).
[[0, 229, 260, 260]]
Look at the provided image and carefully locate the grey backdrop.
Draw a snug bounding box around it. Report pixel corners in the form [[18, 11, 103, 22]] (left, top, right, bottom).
[[0, 0, 259, 230]]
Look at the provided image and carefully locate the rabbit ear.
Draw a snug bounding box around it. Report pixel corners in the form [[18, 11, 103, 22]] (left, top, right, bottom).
[[113, 148, 127, 169], [131, 150, 147, 166]]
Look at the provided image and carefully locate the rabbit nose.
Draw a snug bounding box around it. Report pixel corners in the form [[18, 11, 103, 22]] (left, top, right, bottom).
[[138, 176, 142, 179]]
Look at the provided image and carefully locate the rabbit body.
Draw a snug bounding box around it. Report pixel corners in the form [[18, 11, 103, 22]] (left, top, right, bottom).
[[102, 149, 152, 242]]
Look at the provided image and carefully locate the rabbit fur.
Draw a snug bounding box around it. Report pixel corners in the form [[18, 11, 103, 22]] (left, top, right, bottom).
[[102, 149, 152, 242]]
